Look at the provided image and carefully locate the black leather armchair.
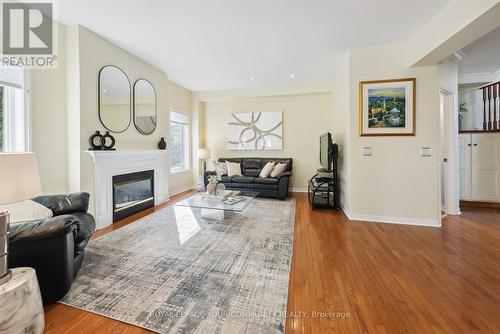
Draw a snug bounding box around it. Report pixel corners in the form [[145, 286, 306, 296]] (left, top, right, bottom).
[[8, 192, 96, 304]]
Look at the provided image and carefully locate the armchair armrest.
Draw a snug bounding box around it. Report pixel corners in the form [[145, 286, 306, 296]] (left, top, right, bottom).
[[9, 215, 78, 244], [9, 215, 79, 304], [32, 192, 90, 216]]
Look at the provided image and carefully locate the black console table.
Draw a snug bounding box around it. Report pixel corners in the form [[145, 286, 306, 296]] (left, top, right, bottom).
[[308, 143, 340, 210]]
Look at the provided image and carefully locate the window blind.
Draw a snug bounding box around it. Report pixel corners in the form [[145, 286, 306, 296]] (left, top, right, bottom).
[[0, 66, 24, 89]]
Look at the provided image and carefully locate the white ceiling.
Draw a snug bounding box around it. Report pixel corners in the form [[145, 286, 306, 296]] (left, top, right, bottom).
[[57, 0, 448, 91], [459, 25, 500, 74]]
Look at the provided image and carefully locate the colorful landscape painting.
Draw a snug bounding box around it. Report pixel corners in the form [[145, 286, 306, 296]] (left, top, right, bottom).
[[367, 87, 406, 128]]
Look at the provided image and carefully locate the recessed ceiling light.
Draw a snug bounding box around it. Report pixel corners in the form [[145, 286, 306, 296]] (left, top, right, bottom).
[[290, 73, 295, 79], [213, 81, 217, 85], [102, 89, 107, 93], [250, 77, 255, 81]]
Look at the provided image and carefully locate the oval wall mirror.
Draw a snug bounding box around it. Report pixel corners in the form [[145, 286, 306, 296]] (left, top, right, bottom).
[[133, 79, 157, 135], [98, 65, 131, 133]]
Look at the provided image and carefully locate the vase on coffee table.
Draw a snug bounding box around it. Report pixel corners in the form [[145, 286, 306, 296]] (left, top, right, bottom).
[[207, 183, 216, 195]]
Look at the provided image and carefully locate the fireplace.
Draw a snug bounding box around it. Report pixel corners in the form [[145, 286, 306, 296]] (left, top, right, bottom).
[[112, 170, 155, 222]]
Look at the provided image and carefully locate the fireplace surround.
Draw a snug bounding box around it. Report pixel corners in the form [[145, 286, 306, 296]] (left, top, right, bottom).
[[85, 150, 169, 229]]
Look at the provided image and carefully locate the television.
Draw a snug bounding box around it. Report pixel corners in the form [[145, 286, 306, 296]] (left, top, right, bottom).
[[320, 132, 333, 171]]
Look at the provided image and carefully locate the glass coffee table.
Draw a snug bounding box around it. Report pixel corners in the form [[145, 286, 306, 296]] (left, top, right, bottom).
[[175, 191, 258, 221]]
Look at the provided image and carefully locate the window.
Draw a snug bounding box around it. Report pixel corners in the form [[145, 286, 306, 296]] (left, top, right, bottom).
[[0, 66, 29, 152], [170, 109, 190, 173]]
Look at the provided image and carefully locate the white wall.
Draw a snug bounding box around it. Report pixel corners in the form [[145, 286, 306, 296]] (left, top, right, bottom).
[[168, 80, 194, 194], [201, 92, 334, 191], [31, 22, 68, 194], [338, 43, 441, 226], [67, 26, 170, 214], [333, 52, 351, 210]]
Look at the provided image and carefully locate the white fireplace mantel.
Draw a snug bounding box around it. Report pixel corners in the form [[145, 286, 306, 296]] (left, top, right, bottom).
[[85, 150, 169, 229]]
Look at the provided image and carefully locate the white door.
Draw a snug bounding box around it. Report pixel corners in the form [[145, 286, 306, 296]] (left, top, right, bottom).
[[459, 134, 471, 200], [471, 133, 500, 201]]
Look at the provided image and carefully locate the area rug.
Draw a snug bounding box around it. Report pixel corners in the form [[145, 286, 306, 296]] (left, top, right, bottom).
[[60, 197, 295, 334]]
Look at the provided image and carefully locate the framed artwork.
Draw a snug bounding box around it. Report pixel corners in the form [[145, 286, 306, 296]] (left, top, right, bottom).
[[227, 111, 283, 150], [359, 78, 416, 136]]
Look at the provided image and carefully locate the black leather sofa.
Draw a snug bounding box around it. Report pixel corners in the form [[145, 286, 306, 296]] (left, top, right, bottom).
[[204, 158, 292, 200], [8, 192, 96, 304]]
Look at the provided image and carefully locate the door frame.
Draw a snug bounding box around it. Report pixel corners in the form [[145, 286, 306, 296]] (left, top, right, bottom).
[[439, 87, 461, 216]]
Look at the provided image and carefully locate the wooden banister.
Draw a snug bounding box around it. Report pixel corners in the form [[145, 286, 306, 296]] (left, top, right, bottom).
[[479, 81, 500, 132]]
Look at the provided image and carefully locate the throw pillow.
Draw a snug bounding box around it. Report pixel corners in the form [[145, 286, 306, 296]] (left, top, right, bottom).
[[205, 159, 217, 172], [0, 200, 53, 223], [259, 161, 275, 178], [215, 161, 228, 175], [226, 161, 242, 177], [270, 162, 288, 178]]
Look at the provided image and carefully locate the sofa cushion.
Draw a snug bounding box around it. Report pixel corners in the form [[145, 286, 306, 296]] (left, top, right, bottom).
[[262, 158, 292, 172], [221, 176, 233, 183], [259, 161, 275, 178], [242, 159, 261, 170], [231, 176, 255, 183], [226, 161, 242, 177], [215, 162, 228, 175], [254, 177, 278, 184], [270, 162, 288, 178], [252, 183, 279, 190], [243, 169, 260, 177], [226, 182, 257, 189]]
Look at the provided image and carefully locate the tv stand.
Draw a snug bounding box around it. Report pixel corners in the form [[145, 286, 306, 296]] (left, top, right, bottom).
[[308, 173, 340, 209]]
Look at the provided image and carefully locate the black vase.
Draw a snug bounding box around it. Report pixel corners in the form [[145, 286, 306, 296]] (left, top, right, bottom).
[[158, 137, 166, 150], [89, 131, 103, 150], [101, 131, 116, 150]]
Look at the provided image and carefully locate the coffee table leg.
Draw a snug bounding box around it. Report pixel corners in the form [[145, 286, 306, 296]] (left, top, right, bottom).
[[201, 209, 226, 221]]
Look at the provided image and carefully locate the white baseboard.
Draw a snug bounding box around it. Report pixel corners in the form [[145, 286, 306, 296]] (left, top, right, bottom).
[[340, 203, 441, 227], [169, 185, 197, 196], [290, 187, 307, 193]]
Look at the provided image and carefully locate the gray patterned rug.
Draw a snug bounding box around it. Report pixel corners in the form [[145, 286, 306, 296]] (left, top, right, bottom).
[[60, 197, 295, 334]]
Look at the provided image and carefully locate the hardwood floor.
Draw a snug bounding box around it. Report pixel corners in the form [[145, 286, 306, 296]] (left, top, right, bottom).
[[44, 192, 500, 333]]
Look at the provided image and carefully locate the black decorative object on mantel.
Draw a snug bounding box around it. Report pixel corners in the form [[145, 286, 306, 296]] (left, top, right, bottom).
[[89, 131, 103, 150], [89, 130, 116, 150], [158, 137, 166, 150], [101, 131, 116, 150]]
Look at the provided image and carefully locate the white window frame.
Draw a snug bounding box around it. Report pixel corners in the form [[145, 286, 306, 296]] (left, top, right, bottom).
[[0, 67, 31, 152], [170, 108, 191, 174]]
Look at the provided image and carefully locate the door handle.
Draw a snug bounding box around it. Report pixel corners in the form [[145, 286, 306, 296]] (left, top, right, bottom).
[[443, 158, 448, 162], [473, 144, 478, 146], [467, 144, 471, 146]]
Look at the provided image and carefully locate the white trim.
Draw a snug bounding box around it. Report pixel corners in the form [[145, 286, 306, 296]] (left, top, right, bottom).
[[24, 69, 31, 151], [170, 185, 197, 196], [170, 168, 191, 175], [290, 187, 307, 193], [341, 203, 441, 227]]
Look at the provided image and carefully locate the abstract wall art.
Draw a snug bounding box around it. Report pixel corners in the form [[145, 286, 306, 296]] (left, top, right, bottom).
[[228, 111, 283, 150]]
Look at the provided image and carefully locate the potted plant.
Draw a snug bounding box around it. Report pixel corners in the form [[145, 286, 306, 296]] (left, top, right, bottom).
[[458, 102, 468, 131]]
